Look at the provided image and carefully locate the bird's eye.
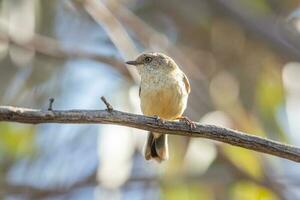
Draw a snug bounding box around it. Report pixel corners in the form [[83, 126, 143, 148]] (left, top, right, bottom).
[[144, 57, 152, 63]]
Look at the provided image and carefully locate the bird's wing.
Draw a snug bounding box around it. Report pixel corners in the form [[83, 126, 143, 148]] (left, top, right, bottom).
[[183, 73, 191, 94]]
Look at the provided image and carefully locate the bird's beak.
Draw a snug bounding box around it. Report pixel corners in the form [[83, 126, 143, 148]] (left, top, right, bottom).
[[126, 60, 139, 66]]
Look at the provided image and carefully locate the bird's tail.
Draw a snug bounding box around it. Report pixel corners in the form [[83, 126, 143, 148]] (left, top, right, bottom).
[[144, 132, 169, 162]]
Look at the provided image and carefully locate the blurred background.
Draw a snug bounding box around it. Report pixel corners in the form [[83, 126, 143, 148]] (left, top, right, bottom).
[[0, 0, 300, 199]]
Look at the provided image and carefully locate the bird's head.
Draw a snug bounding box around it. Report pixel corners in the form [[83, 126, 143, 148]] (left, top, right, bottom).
[[126, 52, 178, 74]]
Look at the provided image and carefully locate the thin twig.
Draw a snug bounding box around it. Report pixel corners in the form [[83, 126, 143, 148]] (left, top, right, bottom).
[[48, 98, 55, 111], [0, 105, 300, 163], [100, 96, 113, 112]]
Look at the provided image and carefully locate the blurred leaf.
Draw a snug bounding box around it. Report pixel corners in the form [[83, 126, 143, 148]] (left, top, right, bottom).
[[162, 183, 213, 200], [256, 67, 283, 118], [230, 181, 279, 200], [223, 146, 263, 179], [256, 65, 286, 140], [0, 123, 36, 159], [239, 0, 272, 13]]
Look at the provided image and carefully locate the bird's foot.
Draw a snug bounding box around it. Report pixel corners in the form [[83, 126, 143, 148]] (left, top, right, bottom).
[[177, 116, 196, 130], [153, 115, 165, 126]]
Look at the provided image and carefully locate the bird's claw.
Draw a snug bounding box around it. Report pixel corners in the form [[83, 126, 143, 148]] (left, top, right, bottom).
[[178, 116, 196, 130], [153, 115, 165, 126]]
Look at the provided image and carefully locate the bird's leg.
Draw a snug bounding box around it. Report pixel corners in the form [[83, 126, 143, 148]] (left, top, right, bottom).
[[176, 116, 196, 129], [153, 115, 165, 126]]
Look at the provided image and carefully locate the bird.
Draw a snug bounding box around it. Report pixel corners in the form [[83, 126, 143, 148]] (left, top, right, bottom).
[[126, 52, 193, 162]]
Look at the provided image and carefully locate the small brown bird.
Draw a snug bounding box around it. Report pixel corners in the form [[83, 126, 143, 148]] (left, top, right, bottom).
[[126, 52, 192, 162]]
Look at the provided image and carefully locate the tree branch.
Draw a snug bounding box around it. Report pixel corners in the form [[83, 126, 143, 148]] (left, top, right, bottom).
[[0, 106, 300, 163]]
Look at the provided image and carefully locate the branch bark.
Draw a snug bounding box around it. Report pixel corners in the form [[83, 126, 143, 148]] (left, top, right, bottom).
[[0, 106, 300, 163]]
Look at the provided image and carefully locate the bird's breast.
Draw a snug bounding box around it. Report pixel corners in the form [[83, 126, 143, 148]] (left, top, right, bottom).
[[140, 73, 188, 120]]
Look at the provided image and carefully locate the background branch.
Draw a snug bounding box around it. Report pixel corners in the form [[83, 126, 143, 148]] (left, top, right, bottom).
[[0, 29, 131, 78], [211, 0, 300, 61], [83, 0, 140, 82], [0, 105, 300, 163]]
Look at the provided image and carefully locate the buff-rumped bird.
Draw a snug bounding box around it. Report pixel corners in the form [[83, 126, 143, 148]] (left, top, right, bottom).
[[126, 52, 194, 162]]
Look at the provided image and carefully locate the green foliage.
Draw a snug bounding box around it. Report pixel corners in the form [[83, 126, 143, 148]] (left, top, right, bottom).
[[230, 181, 279, 200], [240, 0, 272, 13], [256, 65, 286, 140], [0, 123, 35, 160], [256, 67, 283, 118], [162, 183, 213, 200], [223, 146, 262, 179]]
